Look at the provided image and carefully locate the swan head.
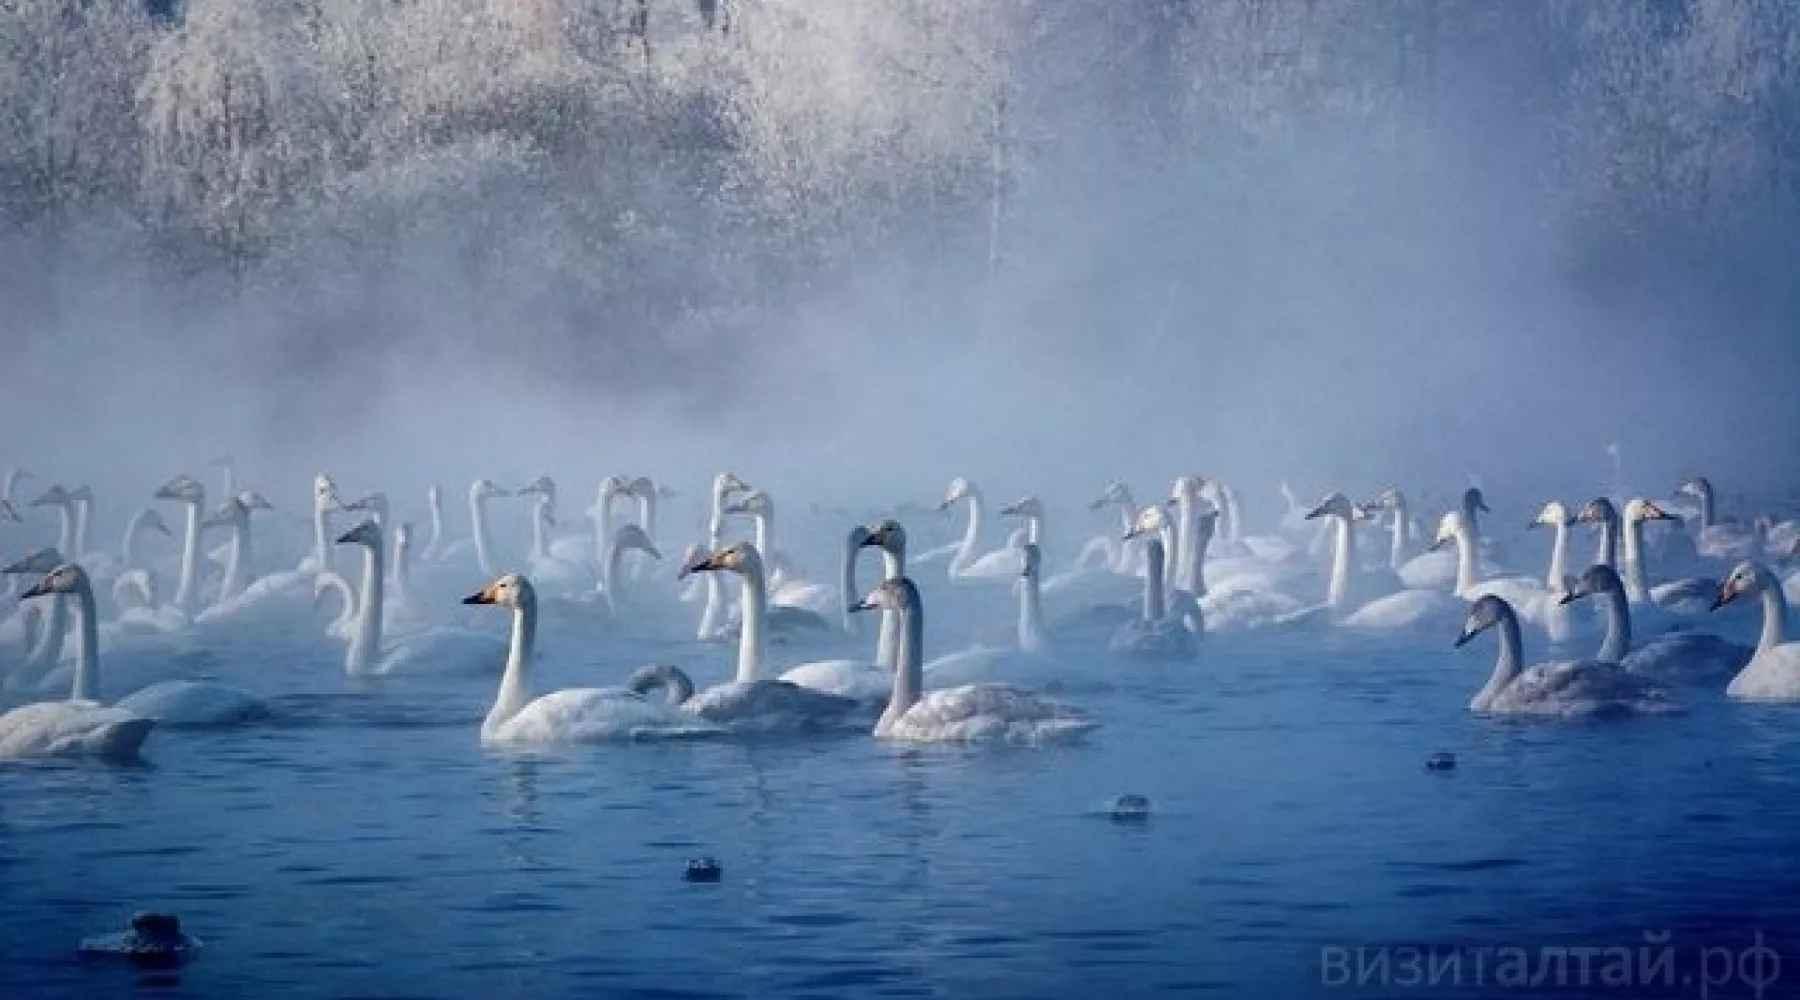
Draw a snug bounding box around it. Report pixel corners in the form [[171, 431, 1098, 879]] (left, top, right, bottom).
[[335, 519, 383, 550], [725, 489, 772, 516], [626, 476, 658, 499], [1712, 561, 1768, 611], [999, 496, 1043, 519], [938, 477, 976, 510], [313, 474, 339, 510], [679, 542, 760, 580], [1370, 487, 1405, 510], [341, 491, 387, 519], [1089, 481, 1132, 510], [202, 499, 244, 529], [31, 483, 72, 509], [394, 521, 414, 550], [1304, 492, 1354, 521], [1454, 594, 1514, 647], [849, 576, 920, 615], [463, 572, 535, 610], [427, 484, 442, 504], [1429, 510, 1469, 551], [1020, 542, 1041, 579], [613, 523, 660, 561], [466, 479, 509, 503], [1170, 476, 1205, 501], [154, 474, 205, 504], [712, 472, 750, 500], [517, 475, 556, 500], [1558, 564, 1624, 605], [4, 547, 65, 574], [860, 519, 906, 556], [596, 475, 632, 503], [1530, 501, 1572, 529], [19, 563, 89, 600], [1463, 487, 1489, 515], [68, 485, 93, 504], [1575, 497, 1618, 525], [1623, 498, 1678, 525], [1124, 502, 1170, 540], [1674, 476, 1711, 500]]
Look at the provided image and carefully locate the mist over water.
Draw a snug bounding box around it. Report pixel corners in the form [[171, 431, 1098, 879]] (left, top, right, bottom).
[[5, 0, 1800, 514]]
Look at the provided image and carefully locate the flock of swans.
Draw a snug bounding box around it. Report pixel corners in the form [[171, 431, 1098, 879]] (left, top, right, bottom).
[[2, 460, 1799, 763]]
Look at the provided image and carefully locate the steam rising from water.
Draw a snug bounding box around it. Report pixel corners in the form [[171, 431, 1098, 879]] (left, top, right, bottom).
[[4, 1, 1799, 517]]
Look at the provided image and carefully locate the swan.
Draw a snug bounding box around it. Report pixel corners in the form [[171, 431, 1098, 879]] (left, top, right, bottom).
[[1076, 481, 1142, 576], [110, 508, 173, 615], [598, 524, 659, 615], [300, 474, 341, 573], [32, 484, 85, 568], [696, 472, 750, 641], [1615, 498, 1716, 614], [936, 477, 1022, 580], [1711, 560, 1800, 701], [849, 576, 1096, 744], [151, 474, 208, 617], [675, 543, 866, 733], [1183, 494, 1308, 630], [437, 478, 511, 576], [586, 475, 633, 575], [1433, 508, 1545, 610], [624, 476, 661, 549], [1363, 487, 1424, 572], [201, 492, 274, 606], [1526, 501, 1579, 643], [1675, 476, 1759, 561], [765, 523, 896, 704], [1293, 493, 1458, 632], [1398, 487, 1495, 589], [921, 543, 1086, 691], [722, 489, 836, 618], [513, 476, 593, 593], [462, 574, 723, 743], [314, 569, 359, 640], [1559, 564, 1750, 684], [0, 565, 156, 758], [1107, 524, 1200, 659], [334, 519, 507, 676], [4, 548, 68, 691], [2, 465, 30, 509], [1454, 594, 1679, 718], [1576, 496, 1623, 571]]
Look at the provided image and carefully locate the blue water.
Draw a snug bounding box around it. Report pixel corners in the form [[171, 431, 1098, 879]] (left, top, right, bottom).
[[6, 520, 1800, 999]]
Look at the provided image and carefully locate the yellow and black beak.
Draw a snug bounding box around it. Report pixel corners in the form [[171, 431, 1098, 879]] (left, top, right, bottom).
[[1710, 582, 1738, 612], [462, 585, 498, 606], [19, 576, 53, 600], [678, 552, 723, 580]]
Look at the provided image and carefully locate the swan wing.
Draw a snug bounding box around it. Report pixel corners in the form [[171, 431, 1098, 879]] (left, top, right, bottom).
[[1340, 589, 1461, 631], [1397, 550, 1457, 590], [115, 680, 267, 728], [0, 701, 155, 758], [1623, 631, 1752, 684], [1491, 660, 1679, 717], [1725, 643, 1800, 702], [491, 688, 723, 743], [886, 683, 1096, 744], [1649, 577, 1718, 615], [686, 680, 860, 733], [780, 658, 889, 702]]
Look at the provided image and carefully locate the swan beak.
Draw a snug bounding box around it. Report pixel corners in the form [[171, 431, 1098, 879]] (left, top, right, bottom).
[[678, 552, 720, 579], [19, 576, 53, 600], [1452, 628, 1478, 648], [935, 498, 954, 512], [1556, 591, 1579, 607], [1428, 536, 1450, 552], [1304, 503, 1330, 520], [1710, 583, 1738, 612], [847, 598, 876, 614], [1642, 503, 1677, 521], [462, 588, 497, 606]]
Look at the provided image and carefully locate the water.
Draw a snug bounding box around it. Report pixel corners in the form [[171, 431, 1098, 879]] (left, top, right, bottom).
[[5, 522, 1800, 999]]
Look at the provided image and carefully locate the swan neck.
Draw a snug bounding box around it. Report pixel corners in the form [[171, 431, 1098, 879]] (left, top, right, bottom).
[[72, 496, 90, 556], [1454, 520, 1478, 595], [529, 496, 550, 561], [595, 496, 615, 568], [54, 503, 75, 561], [838, 538, 860, 634], [26, 592, 69, 674], [1174, 496, 1197, 592], [1621, 515, 1650, 603], [314, 501, 333, 573], [735, 560, 768, 684], [876, 548, 905, 669], [1327, 515, 1354, 608], [753, 511, 772, 559], [1695, 484, 1715, 529], [426, 492, 445, 553], [1389, 499, 1409, 569], [1758, 571, 1788, 656], [70, 578, 100, 701], [1596, 585, 1631, 662], [602, 536, 630, 608], [1144, 538, 1168, 621], [122, 510, 151, 568], [349, 543, 385, 674], [952, 490, 984, 573], [1486, 608, 1525, 696], [1221, 486, 1242, 544], [1595, 512, 1618, 568], [1018, 569, 1046, 653], [486, 598, 537, 735], [1546, 521, 1570, 592], [1190, 518, 1212, 597], [878, 601, 925, 735], [175, 498, 203, 613], [637, 493, 656, 543]]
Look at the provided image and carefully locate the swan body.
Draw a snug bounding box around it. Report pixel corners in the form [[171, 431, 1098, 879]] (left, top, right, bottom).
[[1455, 594, 1678, 718], [678, 543, 864, 732], [1713, 561, 1800, 702], [1560, 565, 1750, 685], [937, 478, 1023, 580], [337, 520, 507, 676], [464, 575, 721, 743], [1108, 525, 1200, 658], [0, 565, 157, 758], [1675, 477, 1759, 561], [851, 576, 1095, 744]]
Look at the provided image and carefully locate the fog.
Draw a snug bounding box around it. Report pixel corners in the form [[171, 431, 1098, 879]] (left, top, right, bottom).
[[5, 0, 1799, 538]]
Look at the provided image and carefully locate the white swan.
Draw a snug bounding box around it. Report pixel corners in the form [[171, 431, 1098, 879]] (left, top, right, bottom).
[[850, 576, 1096, 744], [675, 542, 866, 733], [773, 523, 901, 703], [1674, 476, 1759, 561], [1398, 487, 1496, 589], [437, 478, 510, 576], [32, 484, 85, 569], [1298, 493, 1459, 632], [1576, 496, 1622, 571], [1615, 498, 1716, 614], [936, 477, 1022, 580], [598, 524, 659, 615], [0, 565, 156, 758], [922, 543, 1081, 690], [696, 471, 750, 641], [1525, 500, 1579, 643], [1711, 560, 1800, 701], [1559, 564, 1749, 685], [1076, 481, 1143, 576], [722, 489, 836, 619], [300, 474, 341, 573], [586, 475, 633, 575], [202, 492, 274, 606], [1454, 594, 1678, 718], [422, 485, 448, 562], [514, 476, 593, 593], [334, 519, 507, 676], [462, 574, 722, 743], [151, 474, 209, 618]]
